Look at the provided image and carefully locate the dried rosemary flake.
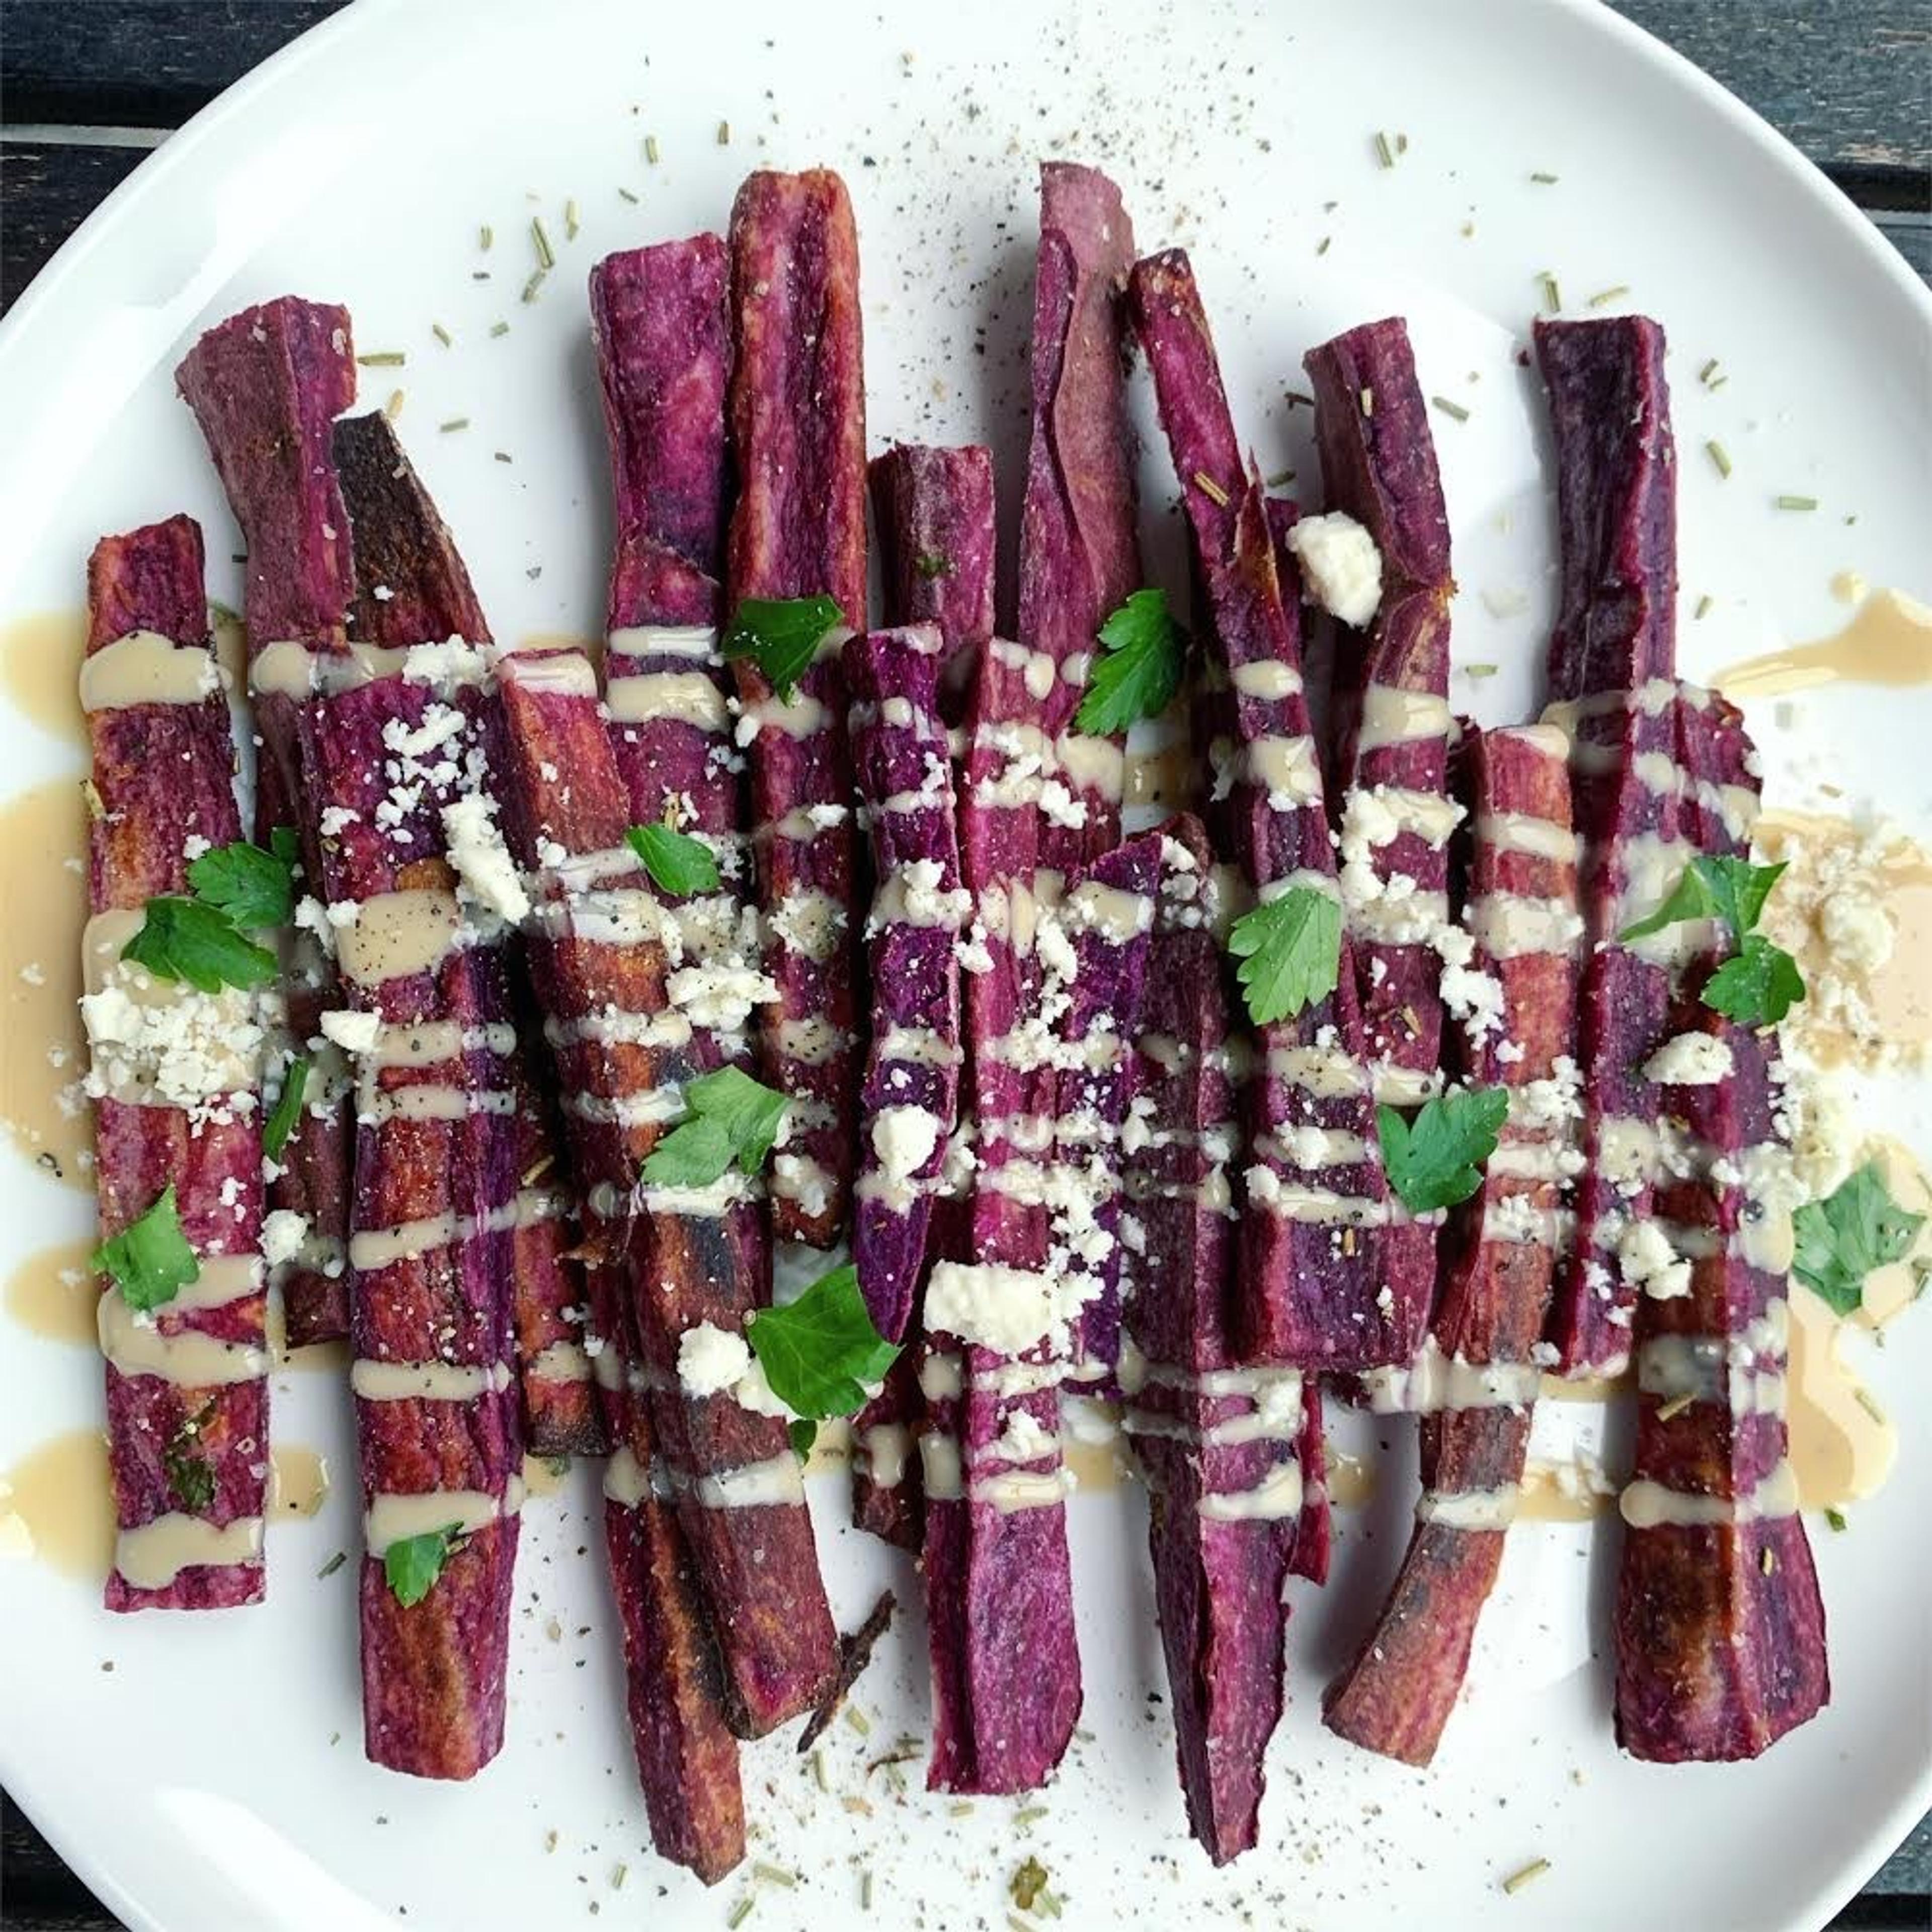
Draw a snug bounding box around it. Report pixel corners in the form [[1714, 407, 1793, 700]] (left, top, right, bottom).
[[356, 350, 406, 366], [1503, 1858, 1551, 1896], [1431, 394, 1470, 422], [440, 417, 470, 434], [494, 451, 513, 465], [752, 1863, 796, 1889], [618, 185, 639, 203], [841, 1795, 873, 1817], [1192, 469, 1231, 508], [317, 1549, 347, 1578], [479, 223, 493, 251], [1587, 284, 1631, 308], [1826, 1506, 1848, 1531], [521, 269, 547, 304], [1655, 1392, 1694, 1422], [1698, 357, 1721, 385], [1264, 468, 1296, 488], [384, 389, 404, 421], [1014, 1805, 1049, 1828], [490, 320, 510, 338], [1776, 494, 1819, 512], [1694, 595, 1714, 620], [1706, 439, 1732, 479], [1539, 271, 1562, 313], [1285, 389, 1315, 410], [1464, 662, 1498, 679], [531, 217, 555, 270], [843, 1703, 872, 1737], [1396, 131, 1409, 153], [860, 1871, 874, 1911], [1317, 235, 1332, 256], [611, 1864, 627, 1891], [717, 119, 732, 144], [948, 1801, 975, 1817], [431, 321, 452, 347], [810, 1748, 829, 1791], [726, 1898, 755, 1929], [1374, 130, 1396, 169], [645, 134, 661, 164], [1854, 1385, 1886, 1425], [565, 198, 581, 240], [1530, 170, 1559, 184]]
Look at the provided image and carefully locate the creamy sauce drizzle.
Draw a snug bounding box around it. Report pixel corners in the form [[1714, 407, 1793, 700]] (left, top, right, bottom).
[[5, 1238, 97, 1342], [1715, 588, 1932, 698]]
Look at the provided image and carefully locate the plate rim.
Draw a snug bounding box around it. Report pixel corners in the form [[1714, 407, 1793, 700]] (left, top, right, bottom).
[[0, 2, 1926, 1927]]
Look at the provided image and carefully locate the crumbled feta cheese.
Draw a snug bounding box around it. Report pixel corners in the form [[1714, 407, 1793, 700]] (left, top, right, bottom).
[[1286, 510, 1384, 626], [871, 1105, 940, 1181], [676, 1320, 750, 1399], [1643, 1031, 1733, 1087], [318, 1009, 383, 1055], [441, 792, 531, 924], [1619, 1220, 1692, 1300], [262, 1209, 310, 1267]]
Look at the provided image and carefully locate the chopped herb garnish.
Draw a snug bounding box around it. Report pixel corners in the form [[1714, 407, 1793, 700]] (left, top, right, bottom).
[[1694, 594, 1714, 620], [1378, 1086, 1509, 1215], [122, 897, 278, 994], [1703, 933, 1806, 1025], [1465, 662, 1499, 678], [1792, 1161, 1924, 1317], [1374, 130, 1396, 169], [356, 350, 406, 367], [1011, 1856, 1052, 1911], [1317, 235, 1332, 256], [262, 1055, 310, 1161], [440, 417, 470, 433], [726, 1897, 755, 1929], [914, 549, 955, 580], [521, 269, 546, 304], [479, 224, 493, 251], [1776, 494, 1819, 512], [1530, 170, 1559, 184], [723, 593, 843, 699], [1502, 1858, 1550, 1896], [1226, 886, 1342, 1026], [717, 119, 732, 144], [1074, 587, 1185, 735], [317, 1549, 348, 1579], [625, 821, 721, 897], [1431, 394, 1470, 422], [490, 320, 510, 338], [645, 134, 661, 164], [1706, 439, 1732, 479], [564, 198, 580, 241], [431, 321, 452, 347], [163, 1437, 215, 1511], [384, 389, 404, 420], [1539, 271, 1562, 313], [92, 1183, 199, 1312], [618, 185, 639, 204], [752, 1863, 797, 1889], [186, 828, 298, 931], [1587, 284, 1631, 308], [1191, 468, 1231, 508], [530, 216, 554, 270], [1825, 1506, 1848, 1532], [383, 1522, 463, 1607], [642, 1065, 790, 1189], [746, 1264, 899, 1423]]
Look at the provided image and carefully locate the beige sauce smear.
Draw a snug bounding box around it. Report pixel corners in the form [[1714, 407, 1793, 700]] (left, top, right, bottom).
[[1124, 743, 1196, 814], [0, 609, 88, 745], [271, 1445, 330, 1518], [517, 631, 606, 683], [0, 1428, 113, 1577], [1754, 810, 1932, 1069], [0, 777, 94, 1187], [5, 1238, 96, 1342], [1323, 1446, 1378, 1509], [520, 1450, 573, 1500], [1715, 587, 1932, 698]]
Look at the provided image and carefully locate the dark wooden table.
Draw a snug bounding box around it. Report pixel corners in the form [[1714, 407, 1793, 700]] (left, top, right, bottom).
[[3, 1, 1928, 1925]]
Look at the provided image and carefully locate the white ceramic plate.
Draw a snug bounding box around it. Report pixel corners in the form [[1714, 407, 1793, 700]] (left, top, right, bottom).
[[2, 1, 1927, 1926]]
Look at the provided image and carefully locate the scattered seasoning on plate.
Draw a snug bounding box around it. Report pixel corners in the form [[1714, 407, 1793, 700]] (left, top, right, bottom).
[[479, 223, 493, 251], [1695, 595, 1714, 619], [530, 216, 555, 270], [645, 133, 661, 164], [1538, 270, 1562, 312], [1587, 284, 1630, 308], [490, 320, 510, 338], [1776, 494, 1819, 512], [440, 417, 470, 434], [717, 119, 732, 144], [1502, 1859, 1551, 1896], [383, 389, 404, 420], [431, 321, 452, 347], [565, 197, 581, 240], [357, 349, 405, 366], [1706, 439, 1732, 479], [1431, 394, 1470, 422], [1530, 170, 1559, 184]]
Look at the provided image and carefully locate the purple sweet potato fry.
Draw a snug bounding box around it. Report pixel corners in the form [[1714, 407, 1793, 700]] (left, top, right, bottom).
[[726, 170, 866, 1247], [85, 515, 270, 1613], [868, 443, 996, 677]]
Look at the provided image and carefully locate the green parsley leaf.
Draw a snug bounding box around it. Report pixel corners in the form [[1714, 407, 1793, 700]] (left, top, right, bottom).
[[163, 1441, 216, 1512], [1226, 886, 1342, 1025], [187, 832, 299, 930], [1074, 587, 1185, 735], [642, 1066, 790, 1189], [746, 1264, 899, 1421], [1616, 854, 1803, 1027], [383, 1523, 464, 1607], [1377, 1086, 1510, 1215], [1792, 1161, 1925, 1318], [1702, 933, 1806, 1026], [261, 1055, 309, 1161], [788, 1418, 820, 1459], [92, 1183, 200, 1312], [722, 594, 843, 699], [121, 897, 279, 994], [625, 821, 721, 898], [1618, 862, 1717, 943]]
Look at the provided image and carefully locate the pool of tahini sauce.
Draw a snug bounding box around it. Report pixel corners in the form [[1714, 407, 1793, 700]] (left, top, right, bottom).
[[0, 604, 1920, 1571]]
